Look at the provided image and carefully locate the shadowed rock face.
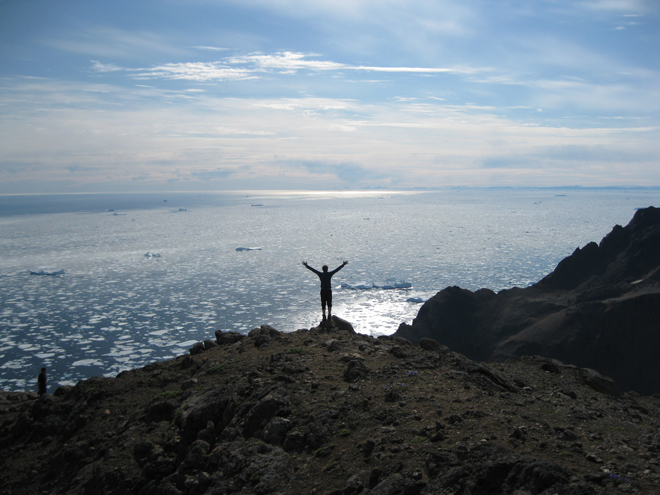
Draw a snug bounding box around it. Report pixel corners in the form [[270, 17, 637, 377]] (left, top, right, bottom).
[[395, 206, 660, 395]]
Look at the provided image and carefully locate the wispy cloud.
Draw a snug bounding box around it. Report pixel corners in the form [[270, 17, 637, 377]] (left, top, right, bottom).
[[91, 61, 124, 73], [133, 62, 257, 82], [192, 46, 229, 51], [227, 52, 346, 71], [90, 51, 485, 82]]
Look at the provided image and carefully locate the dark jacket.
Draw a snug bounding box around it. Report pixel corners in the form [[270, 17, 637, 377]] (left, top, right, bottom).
[[305, 263, 345, 289]]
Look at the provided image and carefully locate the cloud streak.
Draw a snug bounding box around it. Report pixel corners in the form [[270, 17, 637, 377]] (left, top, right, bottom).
[[90, 51, 484, 82]]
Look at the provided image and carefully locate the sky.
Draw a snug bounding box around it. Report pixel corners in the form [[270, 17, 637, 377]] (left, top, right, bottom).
[[1, 0, 659, 193]]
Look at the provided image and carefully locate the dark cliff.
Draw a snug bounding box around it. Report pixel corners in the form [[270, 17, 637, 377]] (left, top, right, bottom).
[[395, 206, 660, 395]]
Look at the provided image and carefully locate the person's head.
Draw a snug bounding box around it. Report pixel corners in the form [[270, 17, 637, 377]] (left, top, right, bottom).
[[41, 367, 46, 373], [322, 265, 328, 272]]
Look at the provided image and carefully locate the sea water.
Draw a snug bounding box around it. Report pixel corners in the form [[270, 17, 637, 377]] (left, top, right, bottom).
[[0, 189, 657, 391]]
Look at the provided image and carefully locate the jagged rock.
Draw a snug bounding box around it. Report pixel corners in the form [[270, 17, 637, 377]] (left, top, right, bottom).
[[189, 342, 204, 355], [344, 360, 371, 383], [344, 470, 370, 494], [215, 331, 245, 346], [249, 325, 281, 338], [369, 473, 404, 495], [581, 368, 621, 397], [283, 429, 305, 452], [340, 353, 364, 362], [262, 417, 292, 445], [53, 385, 72, 397], [323, 340, 342, 352], [330, 315, 356, 333], [242, 391, 290, 437], [541, 361, 561, 374], [177, 439, 210, 472], [196, 420, 216, 445], [178, 387, 231, 442], [395, 207, 660, 395], [422, 444, 580, 495], [390, 346, 409, 359], [419, 337, 447, 353], [253, 334, 271, 347]]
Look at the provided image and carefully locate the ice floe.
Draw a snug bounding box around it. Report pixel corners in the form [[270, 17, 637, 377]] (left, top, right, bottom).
[[72, 359, 104, 367], [30, 267, 65, 276]]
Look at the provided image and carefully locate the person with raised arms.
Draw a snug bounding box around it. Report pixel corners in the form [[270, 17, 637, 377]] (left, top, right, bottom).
[[302, 260, 348, 321]]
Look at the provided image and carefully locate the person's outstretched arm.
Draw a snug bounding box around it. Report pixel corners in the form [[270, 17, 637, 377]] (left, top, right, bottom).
[[329, 260, 348, 275], [302, 261, 321, 275]]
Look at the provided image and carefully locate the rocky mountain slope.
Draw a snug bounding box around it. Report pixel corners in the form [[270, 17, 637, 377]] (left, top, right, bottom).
[[395, 207, 660, 395], [2, 319, 660, 495]]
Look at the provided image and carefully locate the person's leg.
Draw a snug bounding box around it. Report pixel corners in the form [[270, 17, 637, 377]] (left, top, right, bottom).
[[327, 290, 333, 318], [321, 290, 327, 320]]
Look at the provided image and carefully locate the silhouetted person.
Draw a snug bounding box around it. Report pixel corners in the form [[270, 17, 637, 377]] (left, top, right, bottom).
[[303, 260, 348, 320], [37, 367, 47, 397]]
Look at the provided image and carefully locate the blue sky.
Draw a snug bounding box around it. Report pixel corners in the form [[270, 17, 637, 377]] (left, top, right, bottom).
[[1, 0, 659, 193]]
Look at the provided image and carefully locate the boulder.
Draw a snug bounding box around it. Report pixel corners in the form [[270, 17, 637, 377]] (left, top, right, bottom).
[[189, 342, 204, 355], [343, 360, 370, 383], [215, 331, 245, 346], [581, 368, 621, 397], [419, 338, 446, 353], [262, 417, 292, 445], [330, 315, 355, 333]]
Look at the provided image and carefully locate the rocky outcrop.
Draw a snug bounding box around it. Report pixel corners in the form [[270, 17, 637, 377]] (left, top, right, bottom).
[[395, 207, 660, 395], [3, 321, 660, 494]]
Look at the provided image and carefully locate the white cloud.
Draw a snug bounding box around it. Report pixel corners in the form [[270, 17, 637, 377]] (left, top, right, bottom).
[[92, 51, 485, 83], [132, 62, 256, 82], [227, 52, 346, 71], [2, 75, 658, 190], [192, 46, 229, 51], [91, 61, 124, 73]]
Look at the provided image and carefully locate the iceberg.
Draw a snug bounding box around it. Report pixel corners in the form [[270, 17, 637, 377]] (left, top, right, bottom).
[[30, 267, 65, 276], [236, 247, 262, 251], [406, 297, 425, 303], [379, 282, 412, 290], [341, 282, 374, 290]]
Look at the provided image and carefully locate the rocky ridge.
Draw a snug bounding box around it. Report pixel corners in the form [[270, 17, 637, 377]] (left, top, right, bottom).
[[2, 318, 660, 495], [395, 207, 660, 395]]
